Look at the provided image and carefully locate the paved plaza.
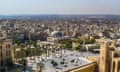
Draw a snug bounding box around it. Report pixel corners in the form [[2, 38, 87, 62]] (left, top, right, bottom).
[[26, 50, 99, 72]]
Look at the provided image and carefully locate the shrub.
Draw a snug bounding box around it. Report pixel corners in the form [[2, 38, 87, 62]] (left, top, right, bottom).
[[71, 59, 75, 63], [51, 60, 58, 67], [60, 61, 64, 65], [75, 45, 81, 51]]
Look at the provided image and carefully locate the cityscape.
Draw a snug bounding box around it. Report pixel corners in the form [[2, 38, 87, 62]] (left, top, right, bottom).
[[0, 0, 120, 72]]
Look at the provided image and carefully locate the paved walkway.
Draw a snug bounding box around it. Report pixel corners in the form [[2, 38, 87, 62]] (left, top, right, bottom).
[[26, 50, 99, 72]]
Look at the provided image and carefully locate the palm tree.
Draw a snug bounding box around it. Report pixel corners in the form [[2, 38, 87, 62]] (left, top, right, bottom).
[[17, 68, 22, 72], [57, 46, 59, 54], [19, 58, 27, 72], [63, 44, 66, 54], [60, 45, 63, 56], [37, 62, 44, 72], [21, 48, 25, 58], [47, 44, 50, 57], [44, 44, 47, 59], [46, 44, 48, 59], [49, 46, 53, 57], [39, 46, 43, 61]]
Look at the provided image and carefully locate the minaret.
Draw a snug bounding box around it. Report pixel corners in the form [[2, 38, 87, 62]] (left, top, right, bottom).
[[99, 42, 110, 72], [65, 23, 69, 36]]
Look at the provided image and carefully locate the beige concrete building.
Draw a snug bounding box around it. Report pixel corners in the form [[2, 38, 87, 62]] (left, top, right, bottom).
[[99, 42, 110, 72], [110, 51, 120, 72], [64, 40, 120, 72], [0, 30, 13, 66]]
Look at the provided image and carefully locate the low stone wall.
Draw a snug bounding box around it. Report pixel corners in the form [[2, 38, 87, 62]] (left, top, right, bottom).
[[64, 62, 97, 72]]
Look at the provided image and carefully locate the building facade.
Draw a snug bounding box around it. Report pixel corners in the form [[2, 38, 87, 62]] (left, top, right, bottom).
[[0, 30, 13, 66], [64, 40, 120, 72]]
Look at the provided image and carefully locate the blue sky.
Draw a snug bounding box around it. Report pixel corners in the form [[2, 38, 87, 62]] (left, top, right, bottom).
[[0, 0, 120, 15]]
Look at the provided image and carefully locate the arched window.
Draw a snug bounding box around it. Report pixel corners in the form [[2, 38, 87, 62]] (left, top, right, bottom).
[[0, 46, 2, 49], [6, 44, 11, 48], [8, 44, 11, 48]]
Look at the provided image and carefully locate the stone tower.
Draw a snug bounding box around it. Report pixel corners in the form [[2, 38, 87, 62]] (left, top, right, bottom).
[[99, 42, 110, 72], [0, 30, 13, 66]]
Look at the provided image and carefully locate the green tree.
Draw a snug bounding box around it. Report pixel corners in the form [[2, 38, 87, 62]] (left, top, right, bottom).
[[18, 58, 27, 67], [28, 40, 37, 47], [21, 48, 26, 58], [60, 61, 64, 65], [75, 45, 81, 51], [14, 39, 21, 45], [51, 60, 58, 67], [76, 38, 83, 44], [37, 62, 44, 72], [71, 59, 75, 63], [64, 40, 72, 49], [85, 38, 95, 44]]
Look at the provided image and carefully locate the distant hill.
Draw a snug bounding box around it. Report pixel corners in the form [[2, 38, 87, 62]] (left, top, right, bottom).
[[0, 15, 120, 20]]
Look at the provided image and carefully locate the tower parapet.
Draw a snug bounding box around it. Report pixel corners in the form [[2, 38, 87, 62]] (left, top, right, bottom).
[[99, 42, 110, 72]]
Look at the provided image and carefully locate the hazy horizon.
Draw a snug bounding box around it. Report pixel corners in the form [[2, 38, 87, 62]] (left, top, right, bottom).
[[0, 0, 120, 15]]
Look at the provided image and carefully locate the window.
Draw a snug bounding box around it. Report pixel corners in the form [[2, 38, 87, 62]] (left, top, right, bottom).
[[8, 44, 11, 48], [6, 45, 8, 48], [0, 46, 2, 49], [6, 44, 11, 48], [1, 52, 2, 59]]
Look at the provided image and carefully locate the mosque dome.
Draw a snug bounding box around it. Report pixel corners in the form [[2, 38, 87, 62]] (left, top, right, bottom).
[[51, 31, 62, 37]]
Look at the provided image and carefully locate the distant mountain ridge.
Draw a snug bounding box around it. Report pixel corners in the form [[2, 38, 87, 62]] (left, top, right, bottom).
[[0, 15, 120, 19]]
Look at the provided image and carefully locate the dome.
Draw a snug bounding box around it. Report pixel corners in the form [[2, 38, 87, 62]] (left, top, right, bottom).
[[51, 31, 62, 37]]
